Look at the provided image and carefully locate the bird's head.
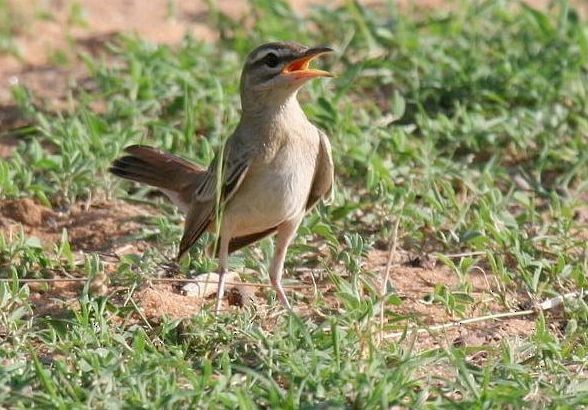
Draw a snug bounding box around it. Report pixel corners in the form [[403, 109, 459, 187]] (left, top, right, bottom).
[[240, 42, 333, 109]]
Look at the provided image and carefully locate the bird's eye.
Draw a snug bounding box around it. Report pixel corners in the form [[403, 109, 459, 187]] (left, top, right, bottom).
[[264, 53, 279, 68]]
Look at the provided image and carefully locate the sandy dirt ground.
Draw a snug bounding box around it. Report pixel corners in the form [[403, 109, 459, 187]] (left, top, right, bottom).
[[0, 0, 581, 349], [0, 196, 562, 351]]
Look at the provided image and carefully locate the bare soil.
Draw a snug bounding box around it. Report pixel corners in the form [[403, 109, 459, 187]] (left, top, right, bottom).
[[365, 249, 542, 350], [0, 196, 548, 349], [0, 197, 152, 251]]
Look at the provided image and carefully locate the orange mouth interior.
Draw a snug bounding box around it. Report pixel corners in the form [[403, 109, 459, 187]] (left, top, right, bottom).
[[282, 53, 332, 78], [284, 58, 312, 73]]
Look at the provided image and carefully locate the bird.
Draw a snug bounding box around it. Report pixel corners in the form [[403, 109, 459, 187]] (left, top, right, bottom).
[[109, 42, 334, 313]]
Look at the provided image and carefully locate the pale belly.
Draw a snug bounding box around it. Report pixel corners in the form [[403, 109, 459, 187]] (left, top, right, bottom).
[[222, 140, 319, 237]]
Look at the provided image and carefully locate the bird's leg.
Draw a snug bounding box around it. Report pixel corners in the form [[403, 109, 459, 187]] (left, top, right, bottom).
[[215, 235, 230, 314], [269, 217, 302, 310]]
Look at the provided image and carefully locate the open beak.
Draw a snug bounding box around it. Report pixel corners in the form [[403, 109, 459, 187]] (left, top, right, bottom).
[[281, 46, 334, 80]]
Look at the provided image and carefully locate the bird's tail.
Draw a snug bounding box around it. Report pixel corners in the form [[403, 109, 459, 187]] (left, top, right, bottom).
[[109, 145, 205, 212]]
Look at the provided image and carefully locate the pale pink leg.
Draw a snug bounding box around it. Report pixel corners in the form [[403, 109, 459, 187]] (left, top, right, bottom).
[[269, 216, 302, 309]]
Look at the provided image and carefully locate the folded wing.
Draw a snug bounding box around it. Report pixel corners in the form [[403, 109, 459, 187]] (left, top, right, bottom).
[[306, 130, 334, 210]]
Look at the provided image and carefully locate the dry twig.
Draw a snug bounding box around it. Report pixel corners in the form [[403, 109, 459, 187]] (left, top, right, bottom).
[[382, 291, 583, 340], [0, 277, 323, 290]]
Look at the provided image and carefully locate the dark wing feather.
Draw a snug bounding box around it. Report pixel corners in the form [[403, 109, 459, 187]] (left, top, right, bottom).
[[177, 139, 255, 259], [227, 226, 278, 254]]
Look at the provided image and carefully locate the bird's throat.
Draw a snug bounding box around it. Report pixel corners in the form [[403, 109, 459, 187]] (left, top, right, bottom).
[[240, 92, 305, 125], [237, 92, 311, 159]]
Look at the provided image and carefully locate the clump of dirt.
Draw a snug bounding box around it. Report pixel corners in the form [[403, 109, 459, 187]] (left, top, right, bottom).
[[138, 284, 204, 320], [0, 198, 152, 252], [136, 278, 260, 322], [0, 198, 58, 227]]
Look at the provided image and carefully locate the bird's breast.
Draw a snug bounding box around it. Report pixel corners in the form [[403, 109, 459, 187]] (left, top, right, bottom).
[[222, 128, 320, 237]]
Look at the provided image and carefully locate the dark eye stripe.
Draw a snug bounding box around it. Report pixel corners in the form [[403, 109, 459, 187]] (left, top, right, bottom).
[[250, 49, 295, 68]]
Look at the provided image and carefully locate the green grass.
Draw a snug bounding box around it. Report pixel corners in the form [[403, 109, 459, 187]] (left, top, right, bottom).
[[1, 0, 588, 407]]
